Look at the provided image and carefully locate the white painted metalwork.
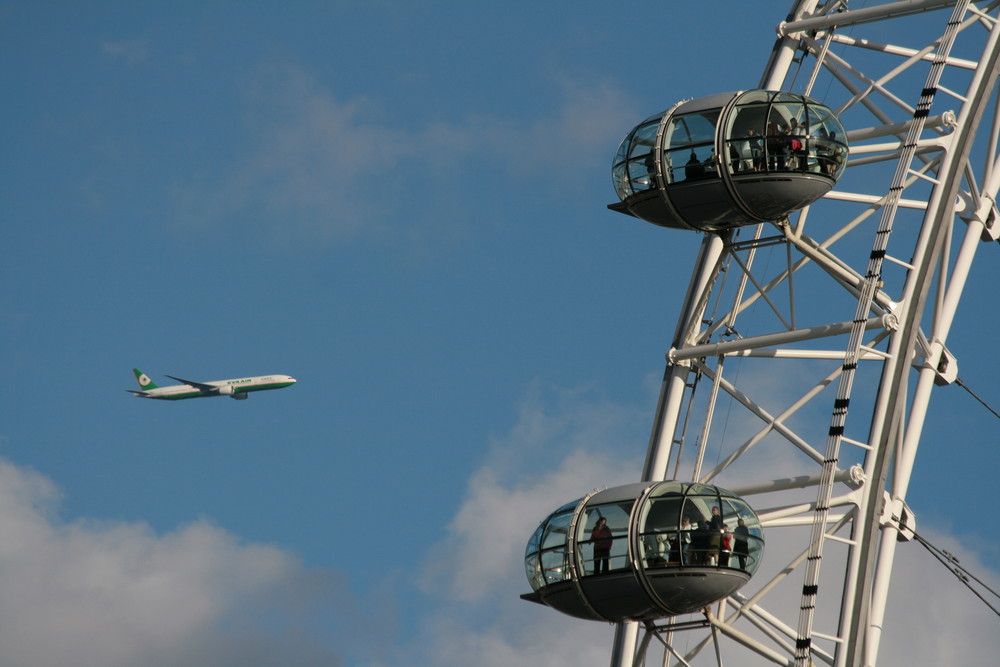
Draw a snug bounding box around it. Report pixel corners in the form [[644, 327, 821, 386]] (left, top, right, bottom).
[[611, 1, 1000, 665]]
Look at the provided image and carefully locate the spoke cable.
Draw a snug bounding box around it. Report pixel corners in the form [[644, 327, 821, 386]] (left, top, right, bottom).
[[954, 376, 1000, 420], [912, 530, 1000, 619]]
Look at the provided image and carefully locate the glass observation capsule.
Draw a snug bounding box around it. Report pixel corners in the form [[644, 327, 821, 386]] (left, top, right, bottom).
[[609, 90, 848, 231], [522, 481, 764, 622]]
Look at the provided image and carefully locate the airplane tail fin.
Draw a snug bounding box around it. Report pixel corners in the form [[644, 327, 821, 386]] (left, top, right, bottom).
[[132, 368, 159, 390]]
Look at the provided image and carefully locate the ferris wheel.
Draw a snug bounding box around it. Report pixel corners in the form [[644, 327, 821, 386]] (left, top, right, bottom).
[[521, 2, 1000, 665]]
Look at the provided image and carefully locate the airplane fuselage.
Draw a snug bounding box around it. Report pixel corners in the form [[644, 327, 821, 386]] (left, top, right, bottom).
[[129, 371, 296, 400]]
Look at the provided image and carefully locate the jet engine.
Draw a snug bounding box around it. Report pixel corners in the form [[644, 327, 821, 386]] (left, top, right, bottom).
[[232, 392, 249, 400], [217, 385, 235, 396]]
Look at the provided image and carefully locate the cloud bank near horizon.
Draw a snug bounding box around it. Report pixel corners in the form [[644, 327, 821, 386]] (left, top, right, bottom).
[[0, 459, 353, 667]]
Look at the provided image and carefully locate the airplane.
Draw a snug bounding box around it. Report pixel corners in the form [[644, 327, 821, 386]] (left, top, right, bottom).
[[127, 368, 296, 400]]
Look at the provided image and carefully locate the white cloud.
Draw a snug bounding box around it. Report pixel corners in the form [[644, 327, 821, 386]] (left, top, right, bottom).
[[419, 76, 635, 177], [172, 65, 634, 246], [487, 77, 637, 176], [100, 40, 149, 66], [173, 65, 401, 244], [876, 527, 999, 666], [0, 459, 346, 667], [393, 384, 646, 666], [405, 448, 632, 667]]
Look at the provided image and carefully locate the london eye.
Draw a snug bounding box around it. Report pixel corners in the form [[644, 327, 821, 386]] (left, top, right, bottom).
[[523, 2, 1000, 665]]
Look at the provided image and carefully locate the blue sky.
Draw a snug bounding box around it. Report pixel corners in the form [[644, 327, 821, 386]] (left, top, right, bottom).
[[1, 3, 998, 666]]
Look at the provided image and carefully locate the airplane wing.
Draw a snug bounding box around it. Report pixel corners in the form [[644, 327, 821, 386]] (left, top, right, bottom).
[[165, 374, 220, 393]]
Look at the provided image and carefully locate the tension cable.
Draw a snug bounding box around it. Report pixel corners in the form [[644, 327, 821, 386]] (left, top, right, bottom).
[[955, 377, 1000, 421], [912, 531, 1000, 619]]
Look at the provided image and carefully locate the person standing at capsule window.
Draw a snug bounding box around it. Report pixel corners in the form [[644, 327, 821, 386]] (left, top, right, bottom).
[[679, 516, 694, 564], [746, 128, 764, 172], [591, 517, 614, 575], [643, 150, 658, 189], [708, 506, 724, 565], [766, 120, 784, 170], [685, 151, 705, 180], [720, 524, 733, 567], [734, 518, 751, 569]]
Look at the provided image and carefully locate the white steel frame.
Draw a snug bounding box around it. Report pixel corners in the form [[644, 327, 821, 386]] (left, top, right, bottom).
[[611, 1, 1000, 665]]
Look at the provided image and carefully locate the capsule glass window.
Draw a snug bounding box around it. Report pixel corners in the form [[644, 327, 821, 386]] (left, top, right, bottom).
[[637, 490, 683, 568], [578, 500, 634, 576], [612, 127, 636, 199], [663, 110, 721, 184], [524, 499, 579, 590], [612, 113, 665, 199], [525, 523, 545, 591], [722, 498, 765, 574], [808, 104, 848, 179], [726, 101, 769, 174], [627, 120, 662, 193]]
